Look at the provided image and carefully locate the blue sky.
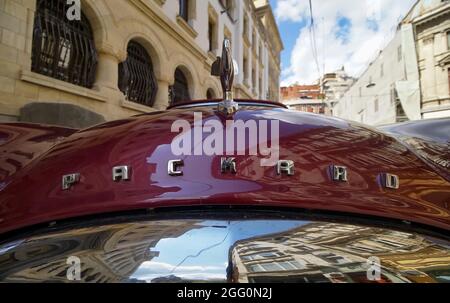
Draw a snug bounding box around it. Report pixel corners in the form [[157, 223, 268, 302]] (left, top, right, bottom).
[[269, 0, 417, 85], [131, 220, 307, 281], [269, 0, 306, 73]]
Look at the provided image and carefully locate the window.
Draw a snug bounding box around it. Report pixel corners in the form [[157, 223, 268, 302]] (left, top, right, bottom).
[[397, 45, 402, 61], [374, 97, 379, 112], [179, 0, 189, 21], [380, 63, 384, 77], [118, 41, 158, 107], [32, 0, 97, 88], [448, 68, 450, 93], [207, 88, 215, 99], [172, 68, 190, 104], [259, 76, 263, 97], [243, 14, 249, 38], [208, 19, 216, 52], [390, 84, 397, 105], [208, 6, 218, 53], [447, 31, 450, 50], [316, 252, 349, 265], [243, 54, 249, 84], [248, 261, 303, 273]]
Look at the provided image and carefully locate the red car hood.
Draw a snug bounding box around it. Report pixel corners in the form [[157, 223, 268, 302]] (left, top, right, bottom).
[[0, 106, 449, 234]]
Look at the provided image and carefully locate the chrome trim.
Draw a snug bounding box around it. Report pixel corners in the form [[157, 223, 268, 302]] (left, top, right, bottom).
[[112, 166, 131, 182], [221, 157, 237, 174], [62, 173, 80, 190], [382, 173, 400, 189], [331, 165, 348, 182], [172, 102, 280, 109], [168, 160, 184, 176], [217, 99, 239, 117], [277, 160, 295, 176]]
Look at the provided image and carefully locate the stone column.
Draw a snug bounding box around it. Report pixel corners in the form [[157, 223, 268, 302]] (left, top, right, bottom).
[[93, 43, 126, 95], [94, 52, 120, 91], [153, 79, 171, 110]]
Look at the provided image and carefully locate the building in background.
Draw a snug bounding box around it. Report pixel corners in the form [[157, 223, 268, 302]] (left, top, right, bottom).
[[281, 84, 322, 100], [280, 84, 328, 115], [0, 0, 282, 128], [333, 0, 450, 126], [333, 25, 419, 125], [321, 67, 355, 114], [411, 0, 450, 119]]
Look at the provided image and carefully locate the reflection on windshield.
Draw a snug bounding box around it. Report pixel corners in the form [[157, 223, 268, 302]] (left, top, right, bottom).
[[0, 217, 448, 283], [231, 222, 450, 283]]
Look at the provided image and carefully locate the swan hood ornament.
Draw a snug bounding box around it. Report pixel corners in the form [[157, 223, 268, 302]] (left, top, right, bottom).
[[211, 38, 239, 117]]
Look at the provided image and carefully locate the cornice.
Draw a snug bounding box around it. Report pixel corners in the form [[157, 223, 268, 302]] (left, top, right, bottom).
[[129, 0, 207, 62]]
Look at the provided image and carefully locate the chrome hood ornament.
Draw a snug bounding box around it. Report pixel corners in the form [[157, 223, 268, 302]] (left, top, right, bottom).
[[211, 39, 239, 117]]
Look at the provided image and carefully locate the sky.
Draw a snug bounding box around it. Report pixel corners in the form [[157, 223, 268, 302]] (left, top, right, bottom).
[[269, 0, 417, 86], [131, 220, 307, 281]]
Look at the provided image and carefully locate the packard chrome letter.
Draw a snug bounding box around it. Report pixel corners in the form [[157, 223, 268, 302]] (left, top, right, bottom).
[[221, 157, 237, 174], [62, 173, 80, 190], [331, 165, 348, 182], [168, 160, 184, 176], [112, 166, 131, 182], [277, 160, 295, 176]]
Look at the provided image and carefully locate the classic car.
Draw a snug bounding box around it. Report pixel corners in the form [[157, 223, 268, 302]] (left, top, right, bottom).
[[0, 40, 449, 283]]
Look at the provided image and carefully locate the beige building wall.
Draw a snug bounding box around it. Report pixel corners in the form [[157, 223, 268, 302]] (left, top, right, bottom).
[[0, 0, 282, 127], [414, 1, 450, 119]]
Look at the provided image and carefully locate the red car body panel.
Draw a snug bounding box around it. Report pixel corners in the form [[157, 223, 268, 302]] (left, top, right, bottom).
[[0, 104, 449, 234], [0, 123, 77, 183]]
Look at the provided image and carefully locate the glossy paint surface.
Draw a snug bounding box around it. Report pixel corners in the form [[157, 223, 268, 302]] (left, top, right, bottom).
[[0, 123, 77, 184], [0, 214, 449, 283], [380, 118, 450, 181], [0, 105, 449, 234]]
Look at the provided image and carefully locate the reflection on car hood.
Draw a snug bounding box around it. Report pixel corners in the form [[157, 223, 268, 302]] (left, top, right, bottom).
[[0, 212, 449, 283]]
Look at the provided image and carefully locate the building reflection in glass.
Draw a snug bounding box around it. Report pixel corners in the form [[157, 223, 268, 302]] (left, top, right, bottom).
[[0, 217, 449, 283], [0, 221, 202, 283], [230, 222, 450, 283]]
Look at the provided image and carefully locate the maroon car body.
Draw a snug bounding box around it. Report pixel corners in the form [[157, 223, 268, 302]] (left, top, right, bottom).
[[0, 100, 449, 283], [0, 100, 449, 235]]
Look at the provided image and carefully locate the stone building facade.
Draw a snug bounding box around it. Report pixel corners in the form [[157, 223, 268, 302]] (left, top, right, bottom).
[[0, 0, 282, 128], [321, 67, 355, 114], [280, 84, 329, 115], [333, 0, 450, 126], [411, 0, 450, 119]]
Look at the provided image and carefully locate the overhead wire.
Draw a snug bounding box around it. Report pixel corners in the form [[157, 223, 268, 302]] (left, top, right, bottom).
[[308, 0, 322, 80]]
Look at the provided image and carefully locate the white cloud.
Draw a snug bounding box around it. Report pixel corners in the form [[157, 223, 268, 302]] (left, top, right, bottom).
[[131, 261, 226, 282], [275, 0, 417, 85]]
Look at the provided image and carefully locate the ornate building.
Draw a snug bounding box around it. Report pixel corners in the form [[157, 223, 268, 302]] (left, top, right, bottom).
[[0, 221, 201, 283], [231, 222, 450, 283], [410, 0, 450, 119], [0, 0, 283, 128]]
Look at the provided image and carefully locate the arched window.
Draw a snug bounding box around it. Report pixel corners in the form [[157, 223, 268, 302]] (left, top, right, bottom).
[[32, 0, 97, 88], [206, 89, 216, 99], [172, 68, 191, 104], [118, 41, 158, 107]]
